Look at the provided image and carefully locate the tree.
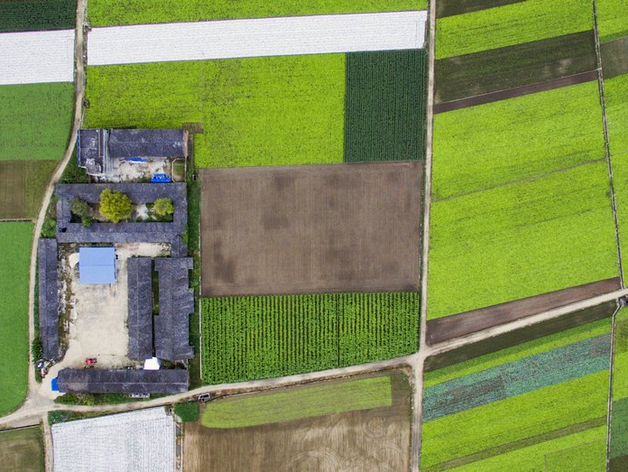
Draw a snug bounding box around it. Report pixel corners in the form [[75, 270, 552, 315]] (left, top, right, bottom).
[[153, 198, 174, 217], [70, 197, 91, 218], [99, 189, 132, 223]]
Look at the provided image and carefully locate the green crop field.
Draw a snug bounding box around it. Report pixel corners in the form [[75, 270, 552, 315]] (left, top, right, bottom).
[[596, 0, 628, 42], [0, 0, 76, 32], [344, 49, 426, 162], [84, 55, 345, 168], [88, 0, 426, 27], [202, 375, 392, 428], [428, 81, 617, 319], [435, 31, 597, 103], [432, 81, 605, 199], [201, 292, 419, 384], [436, 0, 593, 59], [0, 427, 44, 472], [0, 223, 32, 416], [0, 160, 59, 220], [605, 73, 628, 158], [610, 309, 628, 468], [428, 161, 618, 319], [0, 83, 74, 161], [421, 319, 611, 470], [610, 154, 628, 273]]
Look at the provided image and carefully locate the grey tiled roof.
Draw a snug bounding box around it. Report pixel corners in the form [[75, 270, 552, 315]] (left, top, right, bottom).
[[57, 368, 189, 394], [55, 183, 187, 245], [154, 258, 194, 361], [38, 239, 60, 360], [127, 258, 154, 360], [108, 129, 186, 158]]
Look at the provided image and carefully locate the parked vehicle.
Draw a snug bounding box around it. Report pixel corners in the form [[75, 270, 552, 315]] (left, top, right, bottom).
[[196, 393, 211, 402], [85, 358, 97, 365]]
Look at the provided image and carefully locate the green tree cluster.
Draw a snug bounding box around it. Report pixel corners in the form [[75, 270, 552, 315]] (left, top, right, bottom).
[[99, 189, 132, 223]]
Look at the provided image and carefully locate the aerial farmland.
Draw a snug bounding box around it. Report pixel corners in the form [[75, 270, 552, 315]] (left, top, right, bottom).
[[0, 0, 627, 471]]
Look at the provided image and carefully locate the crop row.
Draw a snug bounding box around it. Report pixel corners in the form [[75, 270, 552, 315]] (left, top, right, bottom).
[[344, 49, 426, 162], [201, 292, 419, 384], [421, 318, 612, 470], [0, 0, 76, 33]]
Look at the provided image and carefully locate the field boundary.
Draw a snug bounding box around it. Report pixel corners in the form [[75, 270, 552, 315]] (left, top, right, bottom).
[[434, 69, 599, 113], [592, 0, 625, 290]]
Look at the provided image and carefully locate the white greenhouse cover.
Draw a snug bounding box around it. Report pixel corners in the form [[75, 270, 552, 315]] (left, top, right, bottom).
[[87, 11, 427, 66]]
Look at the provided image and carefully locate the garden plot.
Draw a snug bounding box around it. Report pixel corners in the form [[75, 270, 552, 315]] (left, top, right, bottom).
[[52, 408, 176, 472], [184, 372, 412, 471], [0, 30, 74, 85], [0, 160, 58, 219], [200, 162, 421, 296], [88, 0, 426, 27], [201, 292, 419, 384], [84, 55, 345, 168], [436, 0, 592, 59], [0, 223, 32, 416], [87, 12, 426, 66], [421, 318, 612, 470]]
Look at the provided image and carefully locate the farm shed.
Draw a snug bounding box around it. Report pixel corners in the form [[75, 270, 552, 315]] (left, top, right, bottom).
[[52, 408, 176, 472], [77, 128, 188, 177], [56, 368, 189, 394], [38, 238, 60, 360], [55, 183, 188, 255], [127, 257, 154, 360], [154, 257, 194, 361], [78, 247, 116, 284]]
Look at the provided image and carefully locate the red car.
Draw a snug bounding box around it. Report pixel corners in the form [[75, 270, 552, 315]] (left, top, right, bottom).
[[85, 358, 97, 365]]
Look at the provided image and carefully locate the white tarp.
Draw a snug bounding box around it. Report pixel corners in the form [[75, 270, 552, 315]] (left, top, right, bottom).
[[0, 30, 74, 85], [52, 408, 176, 472], [87, 11, 427, 66]]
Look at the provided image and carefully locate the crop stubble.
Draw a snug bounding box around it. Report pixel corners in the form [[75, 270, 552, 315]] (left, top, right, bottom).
[[200, 161, 422, 296]]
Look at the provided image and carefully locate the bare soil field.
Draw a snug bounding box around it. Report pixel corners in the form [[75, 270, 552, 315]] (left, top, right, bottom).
[[602, 37, 628, 78], [425, 300, 618, 371], [434, 70, 598, 113], [183, 372, 412, 472], [0, 427, 44, 472], [200, 162, 422, 296], [435, 31, 597, 104], [426, 278, 620, 345], [437, 0, 524, 18]]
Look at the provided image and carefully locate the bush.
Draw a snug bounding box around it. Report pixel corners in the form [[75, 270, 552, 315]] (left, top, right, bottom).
[[174, 401, 200, 422], [31, 336, 43, 362], [99, 188, 132, 223], [60, 155, 89, 184], [70, 197, 91, 218], [81, 215, 93, 228], [40, 219, 56, 238], [153, 198, 174, 217]]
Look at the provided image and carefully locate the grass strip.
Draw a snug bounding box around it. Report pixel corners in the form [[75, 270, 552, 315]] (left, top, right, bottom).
[[605, 74, 628, 157], [596, 0, 628, 42], [344, 49, 426, 162], [436, 0, 592, 59], [201, 375, 392, 428], [88, 0, 426, 27], [0, 223, 32, 416]]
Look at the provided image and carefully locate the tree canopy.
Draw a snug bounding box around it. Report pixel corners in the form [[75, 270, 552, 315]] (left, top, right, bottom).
[[99, 188, 132, 223]]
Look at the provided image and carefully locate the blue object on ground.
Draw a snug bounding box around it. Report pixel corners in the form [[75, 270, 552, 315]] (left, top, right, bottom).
[[151, 173, 171, 183]]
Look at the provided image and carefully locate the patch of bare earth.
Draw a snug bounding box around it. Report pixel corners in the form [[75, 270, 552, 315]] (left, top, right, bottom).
[[200, 162, 422, 296], [183, 373, 412, 472]]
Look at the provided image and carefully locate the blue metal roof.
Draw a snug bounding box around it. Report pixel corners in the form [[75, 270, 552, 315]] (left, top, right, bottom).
[[79, 247, 116, 284]]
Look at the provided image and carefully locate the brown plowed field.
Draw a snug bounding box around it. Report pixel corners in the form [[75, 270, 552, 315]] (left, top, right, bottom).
[[426, 277, 620, 345], [200, 162, 422, 296], [183, 373, 412, 472], [602, 37, 628, 79], [434, 70, 598, 114]]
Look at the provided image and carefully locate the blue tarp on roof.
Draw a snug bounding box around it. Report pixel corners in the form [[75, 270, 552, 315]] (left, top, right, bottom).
[[79, 247, 116, 284]]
